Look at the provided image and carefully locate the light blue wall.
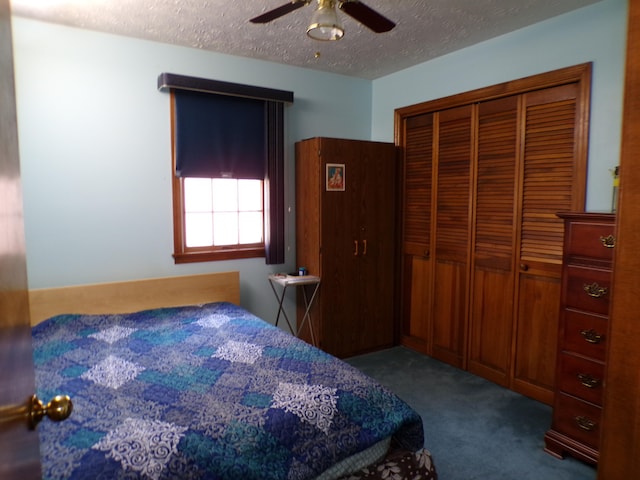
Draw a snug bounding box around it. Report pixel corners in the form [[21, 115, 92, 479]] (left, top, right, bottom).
[[371, 0, 628, 213], [11, 17, 371, 322], [12, 0, 628, 323]]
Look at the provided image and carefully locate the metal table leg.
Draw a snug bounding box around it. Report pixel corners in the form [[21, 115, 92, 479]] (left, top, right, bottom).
[[268, 278, 295, 334], [297, 281, 321, 347]]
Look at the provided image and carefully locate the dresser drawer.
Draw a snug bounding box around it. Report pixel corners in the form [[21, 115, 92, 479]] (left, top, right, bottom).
[[554, 393, 602, 449], [565, 221, 615, 261], [565, 265, 612, 315], [563, 310, 607, 361], [558, 353, 605, 406]]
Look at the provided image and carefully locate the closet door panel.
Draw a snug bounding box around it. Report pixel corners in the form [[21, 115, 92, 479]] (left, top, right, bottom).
[[432, 261, 467, 367], [468, 97, 519, 385], [400, 113, 433, 351], [469, 270, 514, 383], [403, 114, 433, 257], [513, 274, 561, 404], [431, 106, 473, 367], [402, 256, 431, 349], [513, 83, 583, 403]]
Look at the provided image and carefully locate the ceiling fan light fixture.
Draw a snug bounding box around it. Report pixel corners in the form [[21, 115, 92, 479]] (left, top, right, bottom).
[[307, 0, 344, 41]]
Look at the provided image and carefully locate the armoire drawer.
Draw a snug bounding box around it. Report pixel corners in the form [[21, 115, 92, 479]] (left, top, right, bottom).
[[565, 222, 616, 261], [562, 310, 607, 361], [555, 393, 602, 449], [564, 265, 612, 315], [557, 353, 605, 406]]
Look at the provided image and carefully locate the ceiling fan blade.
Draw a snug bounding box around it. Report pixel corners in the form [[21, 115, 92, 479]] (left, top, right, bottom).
[[339, 1, 396, 33], [250, 1, 309, 24]]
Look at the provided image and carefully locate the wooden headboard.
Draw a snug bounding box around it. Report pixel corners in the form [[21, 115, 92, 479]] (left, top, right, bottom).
[[28, 271, 240, 326]]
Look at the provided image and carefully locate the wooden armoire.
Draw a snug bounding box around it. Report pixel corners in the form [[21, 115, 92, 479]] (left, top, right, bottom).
[[395, 64, 591, 405], [295, 137, 397, 358]]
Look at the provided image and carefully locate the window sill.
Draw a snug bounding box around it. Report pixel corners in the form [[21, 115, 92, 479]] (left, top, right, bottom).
[[173, 247, 265, 264]]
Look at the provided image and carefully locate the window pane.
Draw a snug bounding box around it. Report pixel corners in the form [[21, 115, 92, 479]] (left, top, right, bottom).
[[213, 212, 238, 245], [182, 177, 265, 252], [184, 178, 213, 212], [239, 212, 263, 244], [185, 212, 213, 247], [212, 179, 238, 212], [238, 179, 263, 211]]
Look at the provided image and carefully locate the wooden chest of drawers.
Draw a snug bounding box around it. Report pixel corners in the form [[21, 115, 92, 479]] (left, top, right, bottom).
[[544, 212, 615, 465]]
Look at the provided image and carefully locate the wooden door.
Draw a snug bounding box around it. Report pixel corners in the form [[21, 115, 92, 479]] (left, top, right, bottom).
[[430, 106, 473, 368], [320, 138, 363, 357], [0, 0, 43, 476], [467, 97, 519, 386], [356, 141, 396, 354], [399, 113, 434, 353], [512, 83, 587, 404], [599, 1, 640, 476], [296, 137, 356, 356]]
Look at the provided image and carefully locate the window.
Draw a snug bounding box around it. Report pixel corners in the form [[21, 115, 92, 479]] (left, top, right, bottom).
[[173, 173, 266, 263], [182, 178, 264, 253], [159, 73, 293, 264]]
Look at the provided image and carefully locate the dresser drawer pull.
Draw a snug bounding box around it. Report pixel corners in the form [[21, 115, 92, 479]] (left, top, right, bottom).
[[583, 282, 608, 298], [577, 373, 601, 389], [575, 415, 597, 431], [580, 329, 604, 344], [599, 234, 616, 248]]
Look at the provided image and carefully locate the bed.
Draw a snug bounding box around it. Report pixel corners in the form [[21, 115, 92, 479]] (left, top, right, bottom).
[[30, 272, 437, 480]]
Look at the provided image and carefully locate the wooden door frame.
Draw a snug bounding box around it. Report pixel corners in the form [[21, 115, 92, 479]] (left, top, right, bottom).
[[598, 2, 640, 477]]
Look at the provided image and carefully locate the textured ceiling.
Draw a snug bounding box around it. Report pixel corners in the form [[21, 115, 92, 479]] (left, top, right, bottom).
[[10, 0, 600, 79]]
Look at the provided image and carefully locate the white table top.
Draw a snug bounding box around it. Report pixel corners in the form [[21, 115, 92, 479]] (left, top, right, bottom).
[[268, 274, 321, 286]]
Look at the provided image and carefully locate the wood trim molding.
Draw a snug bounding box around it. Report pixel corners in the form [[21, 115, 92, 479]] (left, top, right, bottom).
[[394, 63, 592, 122]]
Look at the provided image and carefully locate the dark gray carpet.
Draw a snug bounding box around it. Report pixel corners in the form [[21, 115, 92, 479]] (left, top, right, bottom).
[[345, 346, 597, 480]]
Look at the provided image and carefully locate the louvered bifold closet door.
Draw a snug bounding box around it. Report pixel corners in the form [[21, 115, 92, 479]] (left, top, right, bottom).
[[513, 83, 585, 404], [431, 105, 473, 368], [468, 97, 519, 386], [400, 113, 434, 351]]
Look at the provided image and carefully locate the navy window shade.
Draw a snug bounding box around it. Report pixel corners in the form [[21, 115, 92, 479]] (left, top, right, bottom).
[[159, 73, 292, 265], [174, 90, 266, 179]]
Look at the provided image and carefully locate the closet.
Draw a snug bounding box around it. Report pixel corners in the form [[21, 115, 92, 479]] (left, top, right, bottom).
[[295, 137, 397, 358], [396, 64, 591, 404]]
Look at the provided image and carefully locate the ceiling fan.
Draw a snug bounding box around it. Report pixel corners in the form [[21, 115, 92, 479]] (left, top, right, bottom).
[[250, 0, 396, 41]]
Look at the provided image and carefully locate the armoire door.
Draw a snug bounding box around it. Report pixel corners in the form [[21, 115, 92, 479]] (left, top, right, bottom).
[[430, 105, 473, 368], [356, 141, 397, 354], [318, 139, 360, 357]]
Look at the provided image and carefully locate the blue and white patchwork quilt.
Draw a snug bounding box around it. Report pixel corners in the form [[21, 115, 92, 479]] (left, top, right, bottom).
[[32, 302, 424, 480]]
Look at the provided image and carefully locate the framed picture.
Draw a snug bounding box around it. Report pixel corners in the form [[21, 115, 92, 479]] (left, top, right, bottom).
[[326, 163, 345, 191]]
